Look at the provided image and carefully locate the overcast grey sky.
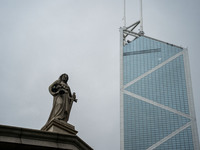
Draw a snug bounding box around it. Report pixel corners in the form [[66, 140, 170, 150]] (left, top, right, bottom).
[[0, 0, 200, 149]]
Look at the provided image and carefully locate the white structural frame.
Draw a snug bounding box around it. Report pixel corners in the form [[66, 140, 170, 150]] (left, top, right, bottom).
[[120, 23, 200, 150], [120, 27, 125, 150], [183, 48, 200, 150]]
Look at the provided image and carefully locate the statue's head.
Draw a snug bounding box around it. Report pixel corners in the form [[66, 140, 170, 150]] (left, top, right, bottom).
[[59, 73, 69, 83]]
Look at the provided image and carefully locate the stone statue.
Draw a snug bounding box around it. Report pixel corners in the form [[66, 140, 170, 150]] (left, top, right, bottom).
[[46, 73, 77, 123]]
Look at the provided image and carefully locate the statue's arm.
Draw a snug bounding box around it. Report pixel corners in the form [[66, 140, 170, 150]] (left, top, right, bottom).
[[68, 86, 72, 97], [49, 80, 60, 96], [67, 86, 77, 102]]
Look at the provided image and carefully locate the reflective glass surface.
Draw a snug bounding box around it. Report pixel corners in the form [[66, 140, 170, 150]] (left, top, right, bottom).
[[123, 36, 194, 150]]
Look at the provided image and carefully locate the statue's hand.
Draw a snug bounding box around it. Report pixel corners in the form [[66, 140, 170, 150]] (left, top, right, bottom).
[[73, 92, 77, 102], [55, 84, 68, 95], [56, 84, 62, 89]]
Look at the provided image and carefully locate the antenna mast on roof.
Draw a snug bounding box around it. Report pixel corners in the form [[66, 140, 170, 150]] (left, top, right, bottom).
[[123, 0, 126, 27], [139, 0, 144, 34]]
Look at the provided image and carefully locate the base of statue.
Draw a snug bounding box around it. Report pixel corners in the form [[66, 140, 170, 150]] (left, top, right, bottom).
[[0, 124, 93, 150], [41, 119, 78, 135]]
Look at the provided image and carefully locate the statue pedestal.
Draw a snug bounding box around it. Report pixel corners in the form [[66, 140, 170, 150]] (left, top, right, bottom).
[[0, 124, 92, 150], [41, 119, 78, 135]]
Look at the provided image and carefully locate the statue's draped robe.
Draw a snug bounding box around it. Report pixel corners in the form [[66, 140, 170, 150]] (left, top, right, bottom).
[[47, 80, 73, 123]]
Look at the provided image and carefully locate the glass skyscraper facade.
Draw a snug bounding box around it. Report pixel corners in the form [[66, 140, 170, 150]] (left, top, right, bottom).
[[120, 26, 199, 150]]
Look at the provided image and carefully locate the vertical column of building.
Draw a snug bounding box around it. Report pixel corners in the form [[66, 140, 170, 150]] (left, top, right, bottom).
[[120, 27, 124, 150], [183, 48, 200, 150]]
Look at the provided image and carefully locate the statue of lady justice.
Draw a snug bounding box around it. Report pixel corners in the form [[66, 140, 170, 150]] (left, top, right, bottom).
[[46, 73, 77, 123]]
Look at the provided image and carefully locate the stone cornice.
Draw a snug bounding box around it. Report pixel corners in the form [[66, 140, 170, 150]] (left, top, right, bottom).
[[0, 124, 93, 150]]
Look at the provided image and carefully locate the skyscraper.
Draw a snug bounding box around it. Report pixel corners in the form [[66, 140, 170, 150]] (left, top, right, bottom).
[[120, 22, 200, 150]]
